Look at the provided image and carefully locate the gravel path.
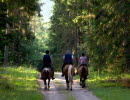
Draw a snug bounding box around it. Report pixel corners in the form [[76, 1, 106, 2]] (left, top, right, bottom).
[[37, 72, 101, 100]]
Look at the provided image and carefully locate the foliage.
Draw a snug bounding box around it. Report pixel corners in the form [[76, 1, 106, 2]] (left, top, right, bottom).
[[48, 0, 130, 73], [85, 67, 130, 100], [0, 66, 43, 100], [0, 0, 49, 66]]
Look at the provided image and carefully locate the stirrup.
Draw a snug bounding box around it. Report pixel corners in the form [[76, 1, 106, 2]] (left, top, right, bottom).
[[73, 73, 76, 76], [52, 77, 55, 80], [40, 77, 43, 79], [61, 74, 64, 77]]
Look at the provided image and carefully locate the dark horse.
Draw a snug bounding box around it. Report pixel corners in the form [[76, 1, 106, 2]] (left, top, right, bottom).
[[63, 64, 75, 91], [41, 67, 53, 90], [77, 65, 88, 88]]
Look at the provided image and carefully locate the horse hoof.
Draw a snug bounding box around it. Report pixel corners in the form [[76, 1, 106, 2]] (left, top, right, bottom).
[[82, 85, 85, 88], [44, 87, 47, 90]]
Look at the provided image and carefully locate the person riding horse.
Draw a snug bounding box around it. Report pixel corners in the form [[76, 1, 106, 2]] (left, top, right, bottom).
[[77, 53, 89, 75], [61, 50, 74, 77], [41, 50, 55, 80]]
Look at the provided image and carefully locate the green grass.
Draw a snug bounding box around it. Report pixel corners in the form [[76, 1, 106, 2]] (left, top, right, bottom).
[[92, 87, 130, 100], [0, 66, 43, 100], [83, 67, 130, 100]]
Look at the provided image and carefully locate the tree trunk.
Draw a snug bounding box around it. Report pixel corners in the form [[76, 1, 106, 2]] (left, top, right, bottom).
[[74, 26, 80, 68], [3, 9, 9, 67], [3, 45, 8, 66], [123, 7, 130, 72], [124, 31, 130, 72]]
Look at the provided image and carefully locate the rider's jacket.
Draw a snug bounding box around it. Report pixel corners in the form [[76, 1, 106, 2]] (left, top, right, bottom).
[[43, 54, 51, 66], [64, 53, 73, 64]]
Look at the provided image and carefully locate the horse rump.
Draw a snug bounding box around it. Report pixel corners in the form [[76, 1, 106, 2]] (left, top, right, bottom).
[[41, 68, 52, 90], [64, 64, 75, 91]]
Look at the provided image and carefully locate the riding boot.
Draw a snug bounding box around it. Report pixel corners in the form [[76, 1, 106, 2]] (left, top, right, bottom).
[[61, 70, 64, 77], [52, 76, 55, 80], [76, 66, 80, 75], [40, 77, 43, 79], [52, 75, 55, 80], [40, 72, 43, 79], [76, 70, 79, 75], [61, 65, 64, 77], [73, 73, 76, 76], [52, 71, 55, 80]]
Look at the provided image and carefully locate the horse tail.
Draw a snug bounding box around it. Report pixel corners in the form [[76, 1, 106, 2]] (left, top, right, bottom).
[[81, 66, 86, 77], [46, 69, 49, 79], [68, 65, 73, 82]]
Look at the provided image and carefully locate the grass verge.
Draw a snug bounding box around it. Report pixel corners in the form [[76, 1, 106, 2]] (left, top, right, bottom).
[[82, 67, 130, 100], [0, 66, 43, 100]]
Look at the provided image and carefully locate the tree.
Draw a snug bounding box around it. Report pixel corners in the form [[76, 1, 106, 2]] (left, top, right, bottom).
[[0, 0, 42, 66], [48, 0, 130, 73]]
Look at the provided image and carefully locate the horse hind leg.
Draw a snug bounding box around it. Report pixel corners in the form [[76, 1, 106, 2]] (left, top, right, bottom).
[[65, 77, 69, 90], [44, 79, 47, 90], [70, 80, 73, 91], [82, 77, 86, 88], [80, 77, 82, 86], [70, 77, 73, 91], [48, 79, 50, 90]]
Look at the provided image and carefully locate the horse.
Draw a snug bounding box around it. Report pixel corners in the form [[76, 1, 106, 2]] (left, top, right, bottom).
[[41, 67, 53, 90], [63, 64, 75, 91], [77, 65, 88, 88]]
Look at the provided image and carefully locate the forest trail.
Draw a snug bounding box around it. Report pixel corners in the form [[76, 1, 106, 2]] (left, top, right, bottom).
[[37, 72, 101, 100]]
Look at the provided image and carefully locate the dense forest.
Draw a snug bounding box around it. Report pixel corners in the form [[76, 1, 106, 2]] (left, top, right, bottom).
[[0, 1, 130, 100], [0, 0, 48, 66], [48, 0, 130, 73], [0, 0, 130, 74]]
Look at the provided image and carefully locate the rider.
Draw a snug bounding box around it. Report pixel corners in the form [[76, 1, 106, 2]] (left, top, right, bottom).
[[77, 53, 89, 75], [41, 50, 55, 80], [61, 50, 74, 77]]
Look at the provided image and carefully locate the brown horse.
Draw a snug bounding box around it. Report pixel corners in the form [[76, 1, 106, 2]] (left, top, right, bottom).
[[41, 67, 53, 90], [63, 64, 75, 91], [77, 65, 88, 88]]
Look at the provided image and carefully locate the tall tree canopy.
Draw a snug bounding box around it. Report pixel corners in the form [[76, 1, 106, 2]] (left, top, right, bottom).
[[48, 0, 130, 73], [0, 0, 42, 65]]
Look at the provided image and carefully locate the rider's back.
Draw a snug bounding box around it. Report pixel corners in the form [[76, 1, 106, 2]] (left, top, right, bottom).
[[64, 53, 73, 63]]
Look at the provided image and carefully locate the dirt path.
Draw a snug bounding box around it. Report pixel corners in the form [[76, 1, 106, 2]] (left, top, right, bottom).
[[37, 72, 101, 100]]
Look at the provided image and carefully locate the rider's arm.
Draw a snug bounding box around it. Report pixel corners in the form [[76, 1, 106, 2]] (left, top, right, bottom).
[[42, 57, 44, 64], [63, 55, 65, 62], [72, 55, 74, 60], [50, 55, 52, 63]]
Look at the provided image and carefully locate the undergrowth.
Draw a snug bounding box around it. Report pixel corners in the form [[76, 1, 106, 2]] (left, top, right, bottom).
[[0, 66, 43, 100]]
